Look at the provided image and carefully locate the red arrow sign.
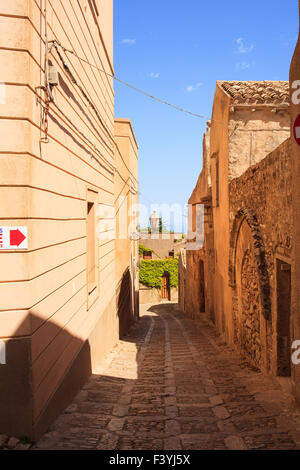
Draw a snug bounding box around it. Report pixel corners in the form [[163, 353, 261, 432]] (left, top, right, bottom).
[[10, 229, 26, 247], [293, 113, 300, 147]]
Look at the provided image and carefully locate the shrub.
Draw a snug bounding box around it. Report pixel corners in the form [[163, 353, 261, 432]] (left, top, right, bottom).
[[139, 244, 153, 255], [139, 259, 178, 288]]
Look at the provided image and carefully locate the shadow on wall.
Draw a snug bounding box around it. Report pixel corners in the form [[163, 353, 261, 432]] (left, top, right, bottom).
[[0, 311, 92, 440], [0, 304, 166, 448], [33, 311, 159, 450], [117, 267, 134, 339], [0, 279, 138, 441]]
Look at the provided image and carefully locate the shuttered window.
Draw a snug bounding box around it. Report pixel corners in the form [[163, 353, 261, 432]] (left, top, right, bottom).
[[216, 158, 220, 208]]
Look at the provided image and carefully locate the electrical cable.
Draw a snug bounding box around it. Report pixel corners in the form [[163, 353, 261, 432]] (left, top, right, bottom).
[[50, 41, 113, 140], [37, 94, 138, 193], [40, 7, 139, 215], [46, 40, 207, 196], [49, 40, 210, 120], [40, 0, 52, 144]]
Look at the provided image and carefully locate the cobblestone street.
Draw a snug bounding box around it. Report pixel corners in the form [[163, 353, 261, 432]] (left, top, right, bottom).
[[34, 302, 300, 450]]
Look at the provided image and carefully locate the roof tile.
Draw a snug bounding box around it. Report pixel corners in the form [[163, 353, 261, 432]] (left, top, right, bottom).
[[218, 80, 289, 106]]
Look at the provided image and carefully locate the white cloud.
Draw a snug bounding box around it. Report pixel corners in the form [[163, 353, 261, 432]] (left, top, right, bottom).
[[148, 72, 160, 79], [280, 34, 297, 47], [186, 82, 203, 92], [121, 38, 136, 45], [235, 37, 254, 54], [235, 61, 250, 71]]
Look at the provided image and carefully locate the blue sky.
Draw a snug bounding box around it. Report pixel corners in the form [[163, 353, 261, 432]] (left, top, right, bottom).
[[114, 0, 298, 231]]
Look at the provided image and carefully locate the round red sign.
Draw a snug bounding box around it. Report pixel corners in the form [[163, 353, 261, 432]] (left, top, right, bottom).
[[293, 113, 300, 146]]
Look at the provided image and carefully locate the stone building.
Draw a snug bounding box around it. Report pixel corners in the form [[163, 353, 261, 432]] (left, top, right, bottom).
[[180, 80, 295, 379], [0, 0, 138, 439], [228, 139, 291, 373], [289, 0, 300, 403], [140, 232, 186, 260], [114, 118, 139, 337], [179, 122, 213, 320]]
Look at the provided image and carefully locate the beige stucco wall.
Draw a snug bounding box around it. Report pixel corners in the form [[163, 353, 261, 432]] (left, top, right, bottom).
[[140, 234, 186, 259], [114, 118, 139, 337], [210, 85, 231, 338], [139, 287, 178, 304], [189, 123, 211, 206], [184, 123, 215, 323], [0, 0, 120, 439]]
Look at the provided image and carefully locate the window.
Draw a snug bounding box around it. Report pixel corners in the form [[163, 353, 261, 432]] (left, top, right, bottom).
[[168, 251, 174, 258], [211, 152, 219, 208], [276, 259, 291, 376], [143, 251, 152, 260], [215, 158, 220, 207], [87, 189, 98, 297]]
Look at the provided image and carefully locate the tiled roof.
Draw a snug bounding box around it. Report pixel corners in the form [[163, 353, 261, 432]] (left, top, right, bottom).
[[218, 80, 289, 106]]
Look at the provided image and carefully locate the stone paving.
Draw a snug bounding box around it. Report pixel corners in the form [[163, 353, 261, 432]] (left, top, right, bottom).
[[33, 302, 300, 450]]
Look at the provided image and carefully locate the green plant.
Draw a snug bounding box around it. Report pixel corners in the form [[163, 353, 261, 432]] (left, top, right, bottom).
[[158, 218, 164, 233], [139, 259, 178, 288], [19, 436, 32, 445], [139, 244, 153, 255]]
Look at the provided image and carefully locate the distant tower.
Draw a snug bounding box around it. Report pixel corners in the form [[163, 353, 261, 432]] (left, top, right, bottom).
[[149, 211, 160, 231]]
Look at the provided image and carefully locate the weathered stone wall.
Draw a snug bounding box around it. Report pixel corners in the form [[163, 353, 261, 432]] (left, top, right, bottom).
[[240, 249, 262, 367], [228, 109, 290, 180], [179, 123, 214, 324], [234, 218, 264, 369], [290, 4, 300, 403], [229, 138, 292, 371], [181, 249, 206, 319], [202, 194, 215, 324]]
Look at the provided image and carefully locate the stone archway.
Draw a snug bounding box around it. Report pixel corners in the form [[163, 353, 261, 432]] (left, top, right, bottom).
[[229, 208, 271, 321], [229, 210, 271, 369]]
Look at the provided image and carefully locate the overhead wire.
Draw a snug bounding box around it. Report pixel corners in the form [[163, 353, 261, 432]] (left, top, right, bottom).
[[49, 41, 112, 139], [37, 92, 139, 193], [51, 40, 142, 193], [46, 39, 212, 197], [49, 39, 210, 121]]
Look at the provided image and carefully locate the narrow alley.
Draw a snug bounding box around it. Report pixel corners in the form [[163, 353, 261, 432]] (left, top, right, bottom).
[[34, 303, 300, 451]]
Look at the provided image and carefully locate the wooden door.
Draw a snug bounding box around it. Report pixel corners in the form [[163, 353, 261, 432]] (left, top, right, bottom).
[[161, 273, 170, 300], [276, 259, 292, 376], [199, 260, 205, 312]]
